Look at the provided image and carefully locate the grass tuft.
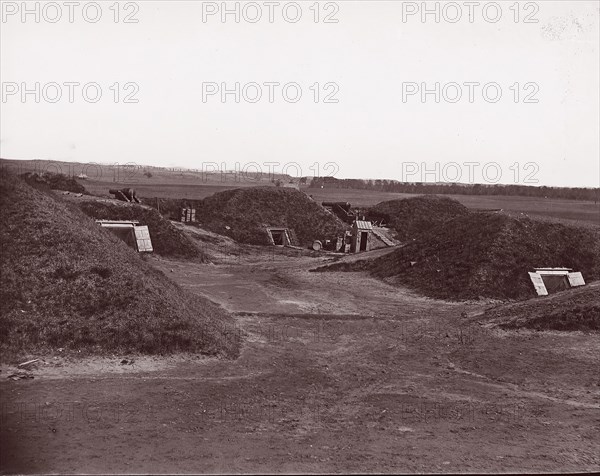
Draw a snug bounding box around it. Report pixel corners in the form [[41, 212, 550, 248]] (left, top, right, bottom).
[[193, 186, 349, 246], [0, 174, 240, 359], [320, 203, 600, 302]]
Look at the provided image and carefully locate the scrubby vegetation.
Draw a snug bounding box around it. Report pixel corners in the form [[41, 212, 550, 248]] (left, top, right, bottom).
[[77, 200, 201, 258], [0, 175, 240, 358], [363, 195, 470, 241], [483, 283, 600, 331], [318, 210, 600, 301], [193, 187, 348, 245], [20, 171, 87, 194]]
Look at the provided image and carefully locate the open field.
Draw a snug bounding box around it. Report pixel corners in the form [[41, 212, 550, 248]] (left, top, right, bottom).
[[305, 188, 600, 227], [78, 180, 600, 227], [3, 159, 597, 226], [2, 240, 600, 473], [0, 159, 286, 192], [84, 180, 270, 198]]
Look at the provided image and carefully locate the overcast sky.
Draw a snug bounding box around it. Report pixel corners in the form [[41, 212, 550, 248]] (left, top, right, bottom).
[[1, 1, 599, 187]]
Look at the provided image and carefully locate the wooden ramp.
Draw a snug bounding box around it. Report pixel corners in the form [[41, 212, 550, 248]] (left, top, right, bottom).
[[372, 226, 399, 247]]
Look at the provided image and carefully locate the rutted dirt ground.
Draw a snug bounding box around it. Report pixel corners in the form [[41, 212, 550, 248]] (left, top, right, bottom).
[[1, 246, 599, 473]]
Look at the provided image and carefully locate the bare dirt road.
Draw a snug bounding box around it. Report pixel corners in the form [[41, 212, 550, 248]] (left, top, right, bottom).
[[2, 248, 599, 473]]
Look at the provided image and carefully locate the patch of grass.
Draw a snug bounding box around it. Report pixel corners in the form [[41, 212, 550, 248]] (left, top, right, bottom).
[[0, 174, 240, 359], [484, 283, 600, 331], [20, 171, 87, 194], [321, 211, 600, 301], [193, 186, 348, 246], [363, 195, 470, 241], [77, 200, 202, 259]]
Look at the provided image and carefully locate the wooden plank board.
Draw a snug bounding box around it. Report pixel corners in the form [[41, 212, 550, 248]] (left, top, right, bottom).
[[134, 226, 153, 252], [567, 272, 585, 287], [528, 272, 548, 296]]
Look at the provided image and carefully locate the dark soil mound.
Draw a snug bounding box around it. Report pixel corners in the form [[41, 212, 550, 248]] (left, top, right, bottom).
[[21, 171, 87, 194], [365, 195, 470, 241], [0, 175, 240, 358], [77, 200, 201, 258], [482, 282, 600, 331], [196, 187, 348, 245], [320, 213, 600, 301]]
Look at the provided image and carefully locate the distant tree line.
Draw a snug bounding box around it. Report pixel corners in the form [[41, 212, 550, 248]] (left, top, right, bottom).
[[308, 177, 599, 202]]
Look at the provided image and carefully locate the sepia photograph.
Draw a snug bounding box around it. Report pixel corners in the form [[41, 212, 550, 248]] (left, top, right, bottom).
[[0, 0, 599, 473]]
